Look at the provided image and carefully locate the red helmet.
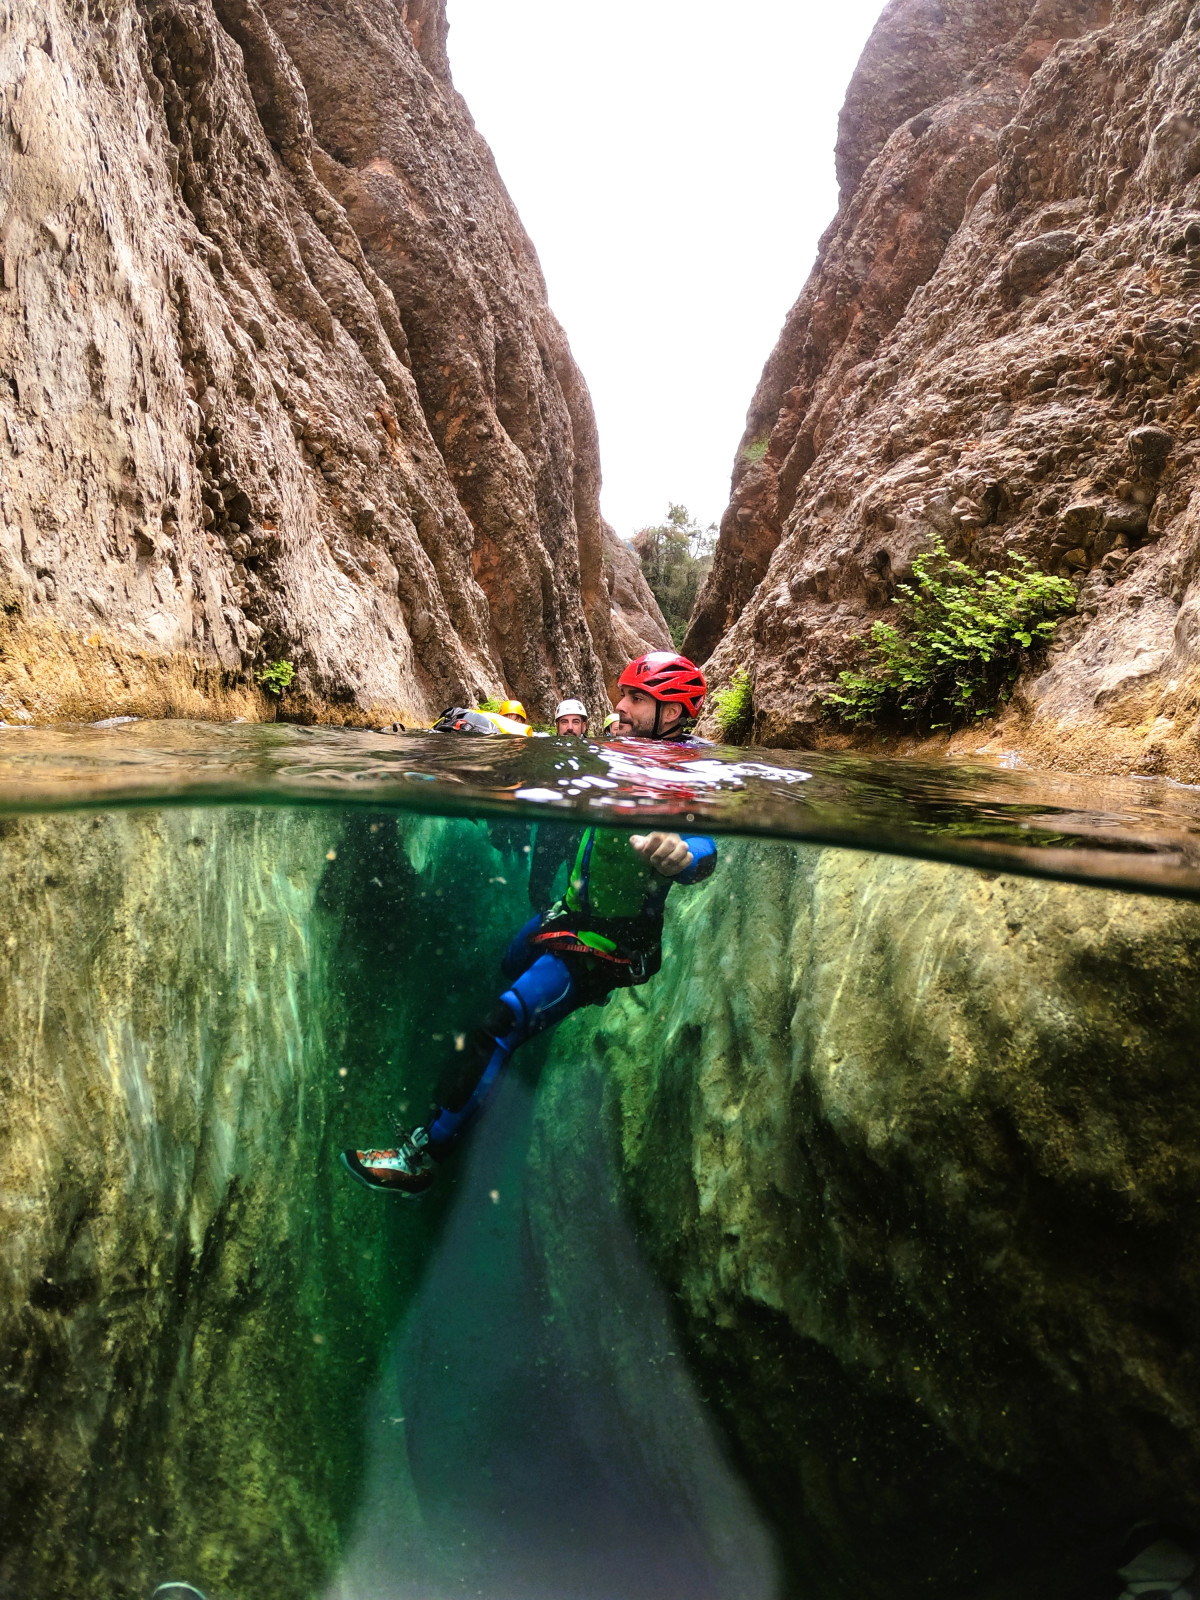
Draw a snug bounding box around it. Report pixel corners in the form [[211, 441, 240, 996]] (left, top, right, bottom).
[[617, 651, 707, 718]]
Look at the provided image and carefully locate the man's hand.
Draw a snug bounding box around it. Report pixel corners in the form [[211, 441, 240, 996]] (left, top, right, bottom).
[[630, 832, 693, 878]]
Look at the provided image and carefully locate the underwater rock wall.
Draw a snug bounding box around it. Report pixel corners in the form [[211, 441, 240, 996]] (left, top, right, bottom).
[[0, 0, 657, 728], [691, 0, 1200, 781], [535, 840, 1200, 1598], [0, 806, 379, 1599], [0, 804, 531, 1599]]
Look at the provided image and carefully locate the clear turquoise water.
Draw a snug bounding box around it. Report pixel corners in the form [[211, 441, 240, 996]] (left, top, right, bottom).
[[2, 721, 1199, 896], [2, 724, 1198, 1600]]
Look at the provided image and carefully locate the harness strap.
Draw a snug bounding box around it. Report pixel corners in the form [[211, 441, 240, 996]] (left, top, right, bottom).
[[530, 928, 633, 966]]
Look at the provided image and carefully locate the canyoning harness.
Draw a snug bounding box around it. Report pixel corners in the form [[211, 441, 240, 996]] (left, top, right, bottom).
[[524, 824, 715, 985], [528, 907, 657, 984]]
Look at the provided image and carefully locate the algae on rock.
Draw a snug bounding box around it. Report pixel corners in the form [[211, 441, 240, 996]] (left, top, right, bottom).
[[534, 838, 1200, 1598], [0, 804, 531, 1599]]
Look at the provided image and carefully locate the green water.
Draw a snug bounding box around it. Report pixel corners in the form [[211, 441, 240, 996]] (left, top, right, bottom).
[[2, 726, 1200, 1600]]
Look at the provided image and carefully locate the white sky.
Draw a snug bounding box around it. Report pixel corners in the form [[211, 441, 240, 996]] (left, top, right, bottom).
[[445, 0, 886, 539]]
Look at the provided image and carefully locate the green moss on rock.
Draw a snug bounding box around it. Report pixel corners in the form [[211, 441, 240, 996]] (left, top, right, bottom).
[[535, 839, 1200, 1598]]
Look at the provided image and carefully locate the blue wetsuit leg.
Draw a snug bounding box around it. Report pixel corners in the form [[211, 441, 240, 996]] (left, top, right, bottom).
[[427, 951, 580, 1154], [502, 913, 544, 982]]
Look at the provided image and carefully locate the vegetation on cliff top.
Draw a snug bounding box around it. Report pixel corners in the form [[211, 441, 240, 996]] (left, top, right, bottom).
[[822, 541, 1076, 729], [632, 505, 717, 649]]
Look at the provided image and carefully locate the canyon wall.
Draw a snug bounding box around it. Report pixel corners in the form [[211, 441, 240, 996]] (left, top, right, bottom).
[[534, 837, 1200, 1599], [0, 803, 533, 1598], [0, 0, 660, 729], [690, 0, 1200, 781]]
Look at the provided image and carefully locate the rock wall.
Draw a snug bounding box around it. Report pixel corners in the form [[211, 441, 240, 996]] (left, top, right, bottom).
[[536, 837, 1200, 1598], [0, 0, 660, 729], [689, 0, 1200, 781], [0, 803, 533, 1599]]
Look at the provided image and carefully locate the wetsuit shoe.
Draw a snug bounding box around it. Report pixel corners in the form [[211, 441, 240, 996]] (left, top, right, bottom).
[[341, 1126, 434, 1196], [1118, 1525, 1197, 1599]]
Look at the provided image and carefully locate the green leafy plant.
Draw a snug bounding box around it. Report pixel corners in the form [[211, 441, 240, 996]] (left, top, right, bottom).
[[631, 503, 718, 648], [713, 665, 753, 742], [741, 436, 770, 464], [257, 659, 296, 696], [822, 540, 1075, 729], [478, 697, 502, 713]]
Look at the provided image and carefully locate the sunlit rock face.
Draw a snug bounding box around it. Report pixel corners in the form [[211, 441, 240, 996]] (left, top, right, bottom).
[[538, 839, 1200, 1597], [690, 0, 1200, 781], [0, 0, 658, 727]]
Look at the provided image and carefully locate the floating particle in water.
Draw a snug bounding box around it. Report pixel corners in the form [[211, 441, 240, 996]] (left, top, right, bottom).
[[326, 848, 337, 861], [338, 1067, 347, 1077], [489, 1190, 500, 1204], [453, 1032, 465, 1051]]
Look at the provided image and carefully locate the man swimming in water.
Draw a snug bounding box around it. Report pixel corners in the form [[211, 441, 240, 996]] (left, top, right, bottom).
[[341, 652, 716, 1195]]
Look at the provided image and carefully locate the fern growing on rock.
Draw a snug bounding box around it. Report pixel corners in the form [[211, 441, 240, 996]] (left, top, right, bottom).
[[822, 541, 1075, 729], [713, 665, 754, 742]]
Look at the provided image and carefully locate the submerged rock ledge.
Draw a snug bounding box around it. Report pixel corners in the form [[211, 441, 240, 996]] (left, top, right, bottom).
[[3, 804, 1199, 1599], [537, 839, 1200, 1597]]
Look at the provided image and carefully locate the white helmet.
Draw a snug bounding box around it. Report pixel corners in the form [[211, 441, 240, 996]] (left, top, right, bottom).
[[554, 698, 588, 721]]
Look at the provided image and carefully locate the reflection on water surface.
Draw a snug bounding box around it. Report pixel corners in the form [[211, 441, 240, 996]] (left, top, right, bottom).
[[1, 720, 1199, 894]]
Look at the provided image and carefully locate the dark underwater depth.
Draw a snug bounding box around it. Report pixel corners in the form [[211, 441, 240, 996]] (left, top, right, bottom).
[[2, 726, 1200, 1600]]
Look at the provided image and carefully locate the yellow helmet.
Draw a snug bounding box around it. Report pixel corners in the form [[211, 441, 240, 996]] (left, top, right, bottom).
[[499, 699, 528, 723]]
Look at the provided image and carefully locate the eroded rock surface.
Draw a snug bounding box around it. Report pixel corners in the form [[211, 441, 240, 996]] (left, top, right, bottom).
[[536, 838, 1200, 1598], [691, 0, 1200, 780], [0, 0, 658, 727]]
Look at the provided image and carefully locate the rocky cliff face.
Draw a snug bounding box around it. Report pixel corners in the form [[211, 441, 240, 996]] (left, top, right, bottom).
[[0, 0, 659, 728], [536, 838, 1200, 1598], [690, 0, 1200, 781]]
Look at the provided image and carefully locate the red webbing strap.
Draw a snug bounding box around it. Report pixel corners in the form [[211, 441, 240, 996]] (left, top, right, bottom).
[[530, 928, 632, 966]]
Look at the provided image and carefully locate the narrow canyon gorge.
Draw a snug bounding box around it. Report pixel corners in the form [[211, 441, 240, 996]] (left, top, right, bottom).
[[4, 5, 1200, 1600]]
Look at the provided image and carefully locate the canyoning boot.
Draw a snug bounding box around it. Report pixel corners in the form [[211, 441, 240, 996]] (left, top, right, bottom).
[[341, 1125, 434, 1196], [1117, 1525, 1198, 1600]]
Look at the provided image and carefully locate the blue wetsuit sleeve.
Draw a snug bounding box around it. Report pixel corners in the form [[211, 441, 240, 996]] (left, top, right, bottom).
[[675, 834, 717, 885]]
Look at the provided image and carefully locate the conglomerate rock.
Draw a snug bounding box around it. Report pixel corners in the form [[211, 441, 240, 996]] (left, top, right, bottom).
[[535, 837, 1200, 1599], [690, 0, 1200, 780], [0, 0, 660, 728]]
